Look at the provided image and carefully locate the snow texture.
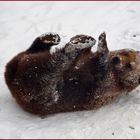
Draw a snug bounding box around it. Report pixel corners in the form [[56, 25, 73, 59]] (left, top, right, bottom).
[[69, 35, 96, 49], [39, 32, 60, 44], [0, 1, 140, 138]]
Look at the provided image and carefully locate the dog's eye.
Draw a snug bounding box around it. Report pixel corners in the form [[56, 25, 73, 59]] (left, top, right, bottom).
[[111, 56, 120, 65]]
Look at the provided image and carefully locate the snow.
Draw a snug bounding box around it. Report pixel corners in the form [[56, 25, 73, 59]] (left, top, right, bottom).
[[0, 1, 140, 138], [69, 35, 96, 49], [50, 34, 69, 54], [39, 32, 60, 44]]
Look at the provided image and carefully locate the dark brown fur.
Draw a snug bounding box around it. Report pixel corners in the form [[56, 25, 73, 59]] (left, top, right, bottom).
[[5, 32, 140, 115]]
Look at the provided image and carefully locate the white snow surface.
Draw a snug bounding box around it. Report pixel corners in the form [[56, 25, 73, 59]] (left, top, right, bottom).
[[0, 1, 140, 138]]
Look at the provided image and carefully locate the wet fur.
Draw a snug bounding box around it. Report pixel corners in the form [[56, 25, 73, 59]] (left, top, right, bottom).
[[5, 33, 140, 115]]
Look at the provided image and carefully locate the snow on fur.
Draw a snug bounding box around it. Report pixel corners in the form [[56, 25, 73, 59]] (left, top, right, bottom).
[[0, 1, 140, 138]]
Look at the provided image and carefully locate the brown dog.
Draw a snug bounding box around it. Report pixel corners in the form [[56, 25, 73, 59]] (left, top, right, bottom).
[[5, 32, 140, 115]]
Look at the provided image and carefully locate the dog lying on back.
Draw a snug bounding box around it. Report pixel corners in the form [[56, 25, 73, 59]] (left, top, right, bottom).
[[5, 32, 140, 115]]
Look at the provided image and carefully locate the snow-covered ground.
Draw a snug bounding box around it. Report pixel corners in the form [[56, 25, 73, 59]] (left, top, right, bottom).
[[0, 1, 140, 138]]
